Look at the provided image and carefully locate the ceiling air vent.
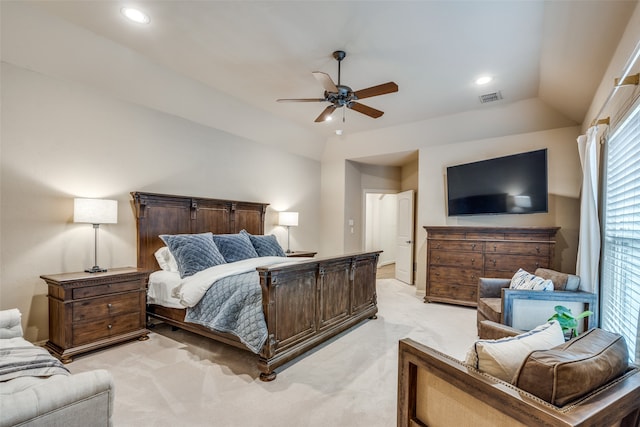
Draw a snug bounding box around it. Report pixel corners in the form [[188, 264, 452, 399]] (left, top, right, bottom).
[[479, 91, 503, 104]]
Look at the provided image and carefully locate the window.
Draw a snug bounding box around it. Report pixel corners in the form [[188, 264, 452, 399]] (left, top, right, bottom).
[[601, 98, 640, 364]]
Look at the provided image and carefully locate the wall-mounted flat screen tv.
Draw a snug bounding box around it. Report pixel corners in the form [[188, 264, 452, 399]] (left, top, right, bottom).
[[446, 149, 548, 216]]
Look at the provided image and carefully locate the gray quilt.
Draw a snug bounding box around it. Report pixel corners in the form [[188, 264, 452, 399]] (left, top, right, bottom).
[[185, 271, 267, 353], [0, 346, 70, 382]]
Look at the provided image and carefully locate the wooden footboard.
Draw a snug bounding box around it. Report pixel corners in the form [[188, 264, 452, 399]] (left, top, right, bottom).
[[257, 251, 380, 380]]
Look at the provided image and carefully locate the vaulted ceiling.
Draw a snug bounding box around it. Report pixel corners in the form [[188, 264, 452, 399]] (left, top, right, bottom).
[[3, 1, 637, 158]]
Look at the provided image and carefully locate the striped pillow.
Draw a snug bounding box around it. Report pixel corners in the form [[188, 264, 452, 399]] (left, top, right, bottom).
[[509, 268, 554, 291]]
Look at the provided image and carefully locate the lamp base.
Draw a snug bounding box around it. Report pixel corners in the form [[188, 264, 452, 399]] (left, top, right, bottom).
[[85, 266, 107, 273]]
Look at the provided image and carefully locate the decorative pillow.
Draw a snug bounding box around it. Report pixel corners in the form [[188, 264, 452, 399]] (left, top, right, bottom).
[[154, 246, 179, 272], [510, 268, 554, 291], [513, 328, 629, 406], [160, 233, 226, 278], [212, 232, 259, 263], [241, 230, 286, 257], [464, 320, 565, 382]]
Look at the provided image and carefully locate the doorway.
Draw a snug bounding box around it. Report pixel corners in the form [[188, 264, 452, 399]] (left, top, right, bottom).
[[365, 190, 415, 284]]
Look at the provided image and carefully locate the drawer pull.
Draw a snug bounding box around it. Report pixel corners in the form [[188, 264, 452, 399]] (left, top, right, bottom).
[[471, 258, 475, 264], [493, 245, 497, 251], [107, 324, 112, 329], [107, 303, 112, 309], [436, 243, 441, 249], [535, 262, 540, 268], [536, 246, 540, 253], [492, 259, 496, 267], [436, 256, 440, 262], [471, 243, 476, 249]]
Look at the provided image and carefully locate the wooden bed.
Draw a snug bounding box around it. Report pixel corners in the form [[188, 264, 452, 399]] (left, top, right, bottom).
[[132, 191, 380, 381]]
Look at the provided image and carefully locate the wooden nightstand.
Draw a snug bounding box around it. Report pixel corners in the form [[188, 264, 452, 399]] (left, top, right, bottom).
[[41, 267, 149, 363], [285, 251, 317, 258]]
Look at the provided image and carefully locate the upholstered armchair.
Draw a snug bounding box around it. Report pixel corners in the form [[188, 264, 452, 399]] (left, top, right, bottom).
[[476, 268, 597, 338]]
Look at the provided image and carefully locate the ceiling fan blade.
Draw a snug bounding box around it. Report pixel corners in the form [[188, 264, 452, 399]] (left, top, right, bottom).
[[354, 82, 398, 100], [348, 102, 384, 119], [277, 98, 326, 102], [312, 72, 338, 93], [314, 105, 337, 122]]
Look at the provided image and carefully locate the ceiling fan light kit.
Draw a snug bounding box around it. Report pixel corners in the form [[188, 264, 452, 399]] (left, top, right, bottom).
[[277, 50, 398, 123]]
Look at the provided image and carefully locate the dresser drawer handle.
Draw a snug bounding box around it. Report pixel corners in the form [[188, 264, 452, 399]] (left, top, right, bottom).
[[107, 303, 112, 309], [107, 324, 112, 330], [535, 262, 540, 268], [471, 243, 476, 250], [536, 246, 541, 253], [435, 243, 441, 249], [436, 256, 440, 262], [471, 258, 475, 264], [492, 259, 496, 267]]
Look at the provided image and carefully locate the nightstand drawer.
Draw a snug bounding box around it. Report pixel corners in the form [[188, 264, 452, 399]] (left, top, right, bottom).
[[73, 312, 141, 346], [73, 292, 141, 322], [73, 280, 141, 299]]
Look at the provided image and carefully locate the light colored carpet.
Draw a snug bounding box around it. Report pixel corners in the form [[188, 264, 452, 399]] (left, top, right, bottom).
[[68, 278, 478, 426]]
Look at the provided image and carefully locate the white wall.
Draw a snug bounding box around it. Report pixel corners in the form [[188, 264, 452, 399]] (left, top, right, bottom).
[[322, 104, 582, 293], [0, 63, 321, 342]]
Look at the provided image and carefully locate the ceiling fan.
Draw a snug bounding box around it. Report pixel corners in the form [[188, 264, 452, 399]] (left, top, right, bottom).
[[277, 50, 399, 123]]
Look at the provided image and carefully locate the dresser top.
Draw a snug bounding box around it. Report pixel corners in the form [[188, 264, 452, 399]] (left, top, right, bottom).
[[424, 225, 560, 234]]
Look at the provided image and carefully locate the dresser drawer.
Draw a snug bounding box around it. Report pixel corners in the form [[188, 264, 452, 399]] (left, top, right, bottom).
[[429, 250, 482, 268], [73, 280, 141, 299], [484, 255, 549, 273], [73, 292, 141, 322], [485, 241, 550, 256], [428, 282, 477, 303], [430, 240, 483, 252], [429, 266, 482, 286], [72, 312, 142, 346]]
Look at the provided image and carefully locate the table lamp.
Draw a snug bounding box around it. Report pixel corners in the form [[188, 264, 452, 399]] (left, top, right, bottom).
[[74, 198, 118, 273], [278, 211, 298, 253]]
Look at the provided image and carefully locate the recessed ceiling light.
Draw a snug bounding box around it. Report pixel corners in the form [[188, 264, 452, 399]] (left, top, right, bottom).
[[335, 129, 343, 135], [325, 116, 332, 121], [475, 76, 493, 85], [121, 7, 150, 24]]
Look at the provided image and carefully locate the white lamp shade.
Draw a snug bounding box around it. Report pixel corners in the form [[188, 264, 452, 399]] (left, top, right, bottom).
[[278, 211, 299, 227], [74, 198, 118, 224]]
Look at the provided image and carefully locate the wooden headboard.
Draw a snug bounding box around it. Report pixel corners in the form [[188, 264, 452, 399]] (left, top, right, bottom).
[[131, 192, 268, 272]]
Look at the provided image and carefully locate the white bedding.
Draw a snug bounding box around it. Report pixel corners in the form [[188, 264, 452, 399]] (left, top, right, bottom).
[[147, 270, 183, 309], [148, 256, 309, 308]]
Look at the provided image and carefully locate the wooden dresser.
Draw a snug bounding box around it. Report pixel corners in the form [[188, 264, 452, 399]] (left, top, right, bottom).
[[424, 226, 560, 307], [42, 267, 149, 363]]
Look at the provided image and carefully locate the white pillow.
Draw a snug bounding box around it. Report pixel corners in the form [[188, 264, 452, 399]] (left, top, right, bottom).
[[509, 268, 554, 291], [464, 320, 564, 382], [154, 246, 179, 272]]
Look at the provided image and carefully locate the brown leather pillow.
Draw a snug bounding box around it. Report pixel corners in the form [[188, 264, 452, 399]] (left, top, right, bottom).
[[512, 328, 629, 406]]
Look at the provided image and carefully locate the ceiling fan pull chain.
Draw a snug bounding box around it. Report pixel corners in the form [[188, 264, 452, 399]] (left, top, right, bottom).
[[343, 107, 346, 122]]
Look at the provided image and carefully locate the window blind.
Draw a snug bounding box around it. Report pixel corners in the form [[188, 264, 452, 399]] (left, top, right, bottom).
[[601, 98, 640, 364]]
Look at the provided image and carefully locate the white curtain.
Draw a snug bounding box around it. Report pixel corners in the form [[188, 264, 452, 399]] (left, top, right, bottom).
[[576, 126, 601, 293]]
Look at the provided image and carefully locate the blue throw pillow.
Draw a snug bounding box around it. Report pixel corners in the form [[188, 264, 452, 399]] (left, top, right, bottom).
[[160, 232, 226, 278], [212, 232, 259, 263], [241, 230, 286, 257]]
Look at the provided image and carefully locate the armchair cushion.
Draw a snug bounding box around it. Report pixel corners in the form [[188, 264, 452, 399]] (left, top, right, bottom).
[[534, 268, 580, 291], [465, 321, 565, 382], [513, 328, 629, 406], [0, 309, 23, 339]]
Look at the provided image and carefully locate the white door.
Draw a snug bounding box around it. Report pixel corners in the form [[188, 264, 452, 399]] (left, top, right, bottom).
[[395, 190, 414, 284]]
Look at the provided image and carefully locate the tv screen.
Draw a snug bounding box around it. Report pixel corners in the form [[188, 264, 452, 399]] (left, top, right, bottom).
[[446, 149, 548, 216]]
